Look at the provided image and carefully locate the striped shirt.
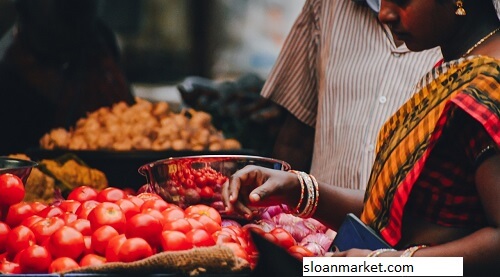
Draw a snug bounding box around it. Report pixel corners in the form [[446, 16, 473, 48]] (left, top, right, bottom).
[[260, 0, 443, 190]]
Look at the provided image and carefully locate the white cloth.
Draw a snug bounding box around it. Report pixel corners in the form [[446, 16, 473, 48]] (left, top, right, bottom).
[[261, 0, 442, 189]]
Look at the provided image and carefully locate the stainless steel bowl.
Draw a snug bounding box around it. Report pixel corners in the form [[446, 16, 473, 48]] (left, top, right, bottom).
[[138, 155, 290, 213], [0, 156, 38, 184]]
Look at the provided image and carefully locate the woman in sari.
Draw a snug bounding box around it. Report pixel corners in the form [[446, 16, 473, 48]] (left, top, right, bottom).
[[222, 0, 500, 274]]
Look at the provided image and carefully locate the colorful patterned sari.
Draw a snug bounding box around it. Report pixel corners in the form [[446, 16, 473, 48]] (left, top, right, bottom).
[[360, 56, 500, 246]]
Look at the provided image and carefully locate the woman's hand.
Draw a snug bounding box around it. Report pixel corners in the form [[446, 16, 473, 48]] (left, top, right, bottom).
[[222, 165, 300, 218]]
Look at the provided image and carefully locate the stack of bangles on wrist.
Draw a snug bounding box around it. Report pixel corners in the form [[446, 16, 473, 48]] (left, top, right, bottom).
[[289, 170, 319, 218]]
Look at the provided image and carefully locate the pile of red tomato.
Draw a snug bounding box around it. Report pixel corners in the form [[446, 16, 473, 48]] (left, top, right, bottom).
[[0, 172, 312, 274]]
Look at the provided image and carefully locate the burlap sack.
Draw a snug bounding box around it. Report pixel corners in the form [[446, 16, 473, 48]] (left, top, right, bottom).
[[65, 245, 251, 276]]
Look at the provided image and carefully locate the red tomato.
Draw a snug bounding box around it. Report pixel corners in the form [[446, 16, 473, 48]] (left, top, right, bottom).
[[140, 198, 169, 212], [221, 242, 249, 261], [37, 205, 64, 218], [0, 259, 21, 274], [66, 218, 92, 236], [141, 208, 166, 227], [125, 213, 163, 248], [105, 234, 126, 262], [60, 212, 78, 225], [115, 198, 140, 219], [57, 200, 81, 214], [270, 228, 296, 249], [30, 217, 65, 245], [192, 214, 221, 234], [48, 226, 85, 260], [184, 204, 221, 225], [5, 225, 36, 257], [186, 218, 205, 230], [127, 195, 145, 207], [82, 235, 93, 256], [20, 215, 44, 228], [91, 225, 119, 256], [29, 201, 48, 214], [162, 218, 192, 233], [135, 192, 162, 202], [67, 186, 98, 202], [96, 187, 127, 202], [288, 245, 314, 260], [48, 257, 79, 273], [5, 202, 34, 227], [87, 202, 126, 233], [18, 245, 52, 273], [199, 186, 214, 200], [79, 253, 106, 267], [162, 207, 185, 222], [0, 173, 25, 207], [160, 230, 192, 251], [0, 222, 10, 252], [118, 237, 153, 263], [75, 200, 100, 219], [185, 228, 215, 247]]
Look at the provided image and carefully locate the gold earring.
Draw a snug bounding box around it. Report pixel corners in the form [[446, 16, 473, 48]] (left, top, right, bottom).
[[455, 0, 466, 16]]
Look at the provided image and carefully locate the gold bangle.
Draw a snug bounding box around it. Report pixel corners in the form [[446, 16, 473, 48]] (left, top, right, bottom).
[[367, 248, 396, 257], [289, 170, 305, 214], [309, 174, 320, 217], [298, 171, 315, 218], [401, 245, 427, 257]]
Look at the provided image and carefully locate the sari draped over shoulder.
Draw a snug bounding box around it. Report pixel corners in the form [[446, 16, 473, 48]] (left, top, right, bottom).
[[360, 56, 500, 246]]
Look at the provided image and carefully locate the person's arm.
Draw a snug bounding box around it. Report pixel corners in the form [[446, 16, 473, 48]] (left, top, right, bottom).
[[272, 111, 315, 172], [222, 165, 365, 230]]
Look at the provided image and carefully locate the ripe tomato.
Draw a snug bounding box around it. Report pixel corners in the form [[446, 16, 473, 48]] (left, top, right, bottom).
[[18, 245, 52, 273], [96, 187, 127, 202], [67, 186, 98, 202], [60, 212, 78, 225], [127, 195, 145, 207], [82, 235, 93, 256], [37, 205, 64, 218], [48, 226, 85, 260], [5, 202, 34, 227], [191, 214, 221, 234], [221, 242, 249, 261], [163, 218, 192, 233], [162, 207, 185, 222], [79, 253, 106, 267], [75, 200, 100, 219], [115, 198, 140, 219], [87, 202, 126, 233], [0, 222, 10, 252], [185, 228, 215, 247], [57, 200, 81, 214], [105, 234, 126, 262], [160, 230, 192, 251], [66, 218, 92, 236], [270, 227, 296, 249], [30, 217, 65, 245], [125, 213, 163, 248], [91, 225, 119, 256], [0, 259, 21, 274], [140, 198, 169, 212], [5, 225, 36, 257], [199, 186, 214, 200], [288, 245, 314, 260], [0, 173, 25, 207], [20, 215, 44, 228], [30, 201, 48, 214], [118, 237, 153, 263], [184, 204, 221, 225], [48, 257, 79, 273]]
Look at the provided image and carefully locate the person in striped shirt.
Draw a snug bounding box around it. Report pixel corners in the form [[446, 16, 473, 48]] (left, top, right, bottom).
[[261, 0, 442, 190]]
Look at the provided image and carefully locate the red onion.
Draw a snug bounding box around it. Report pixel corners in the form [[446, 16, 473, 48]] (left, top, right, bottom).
[[259, 205, 285, 220], [221, 219, 242, 228], [256, 219, 277, 232], [299, 241, 326, 256], [299, 233, 333, 253], [280, 221, 314, 242], [272, 213, 302, 226], [304, 218, 328, 233]]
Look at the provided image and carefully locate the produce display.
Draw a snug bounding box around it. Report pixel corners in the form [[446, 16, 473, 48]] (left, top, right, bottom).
[[0, 172, 332, 275], [39, 98, 242, 151]]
